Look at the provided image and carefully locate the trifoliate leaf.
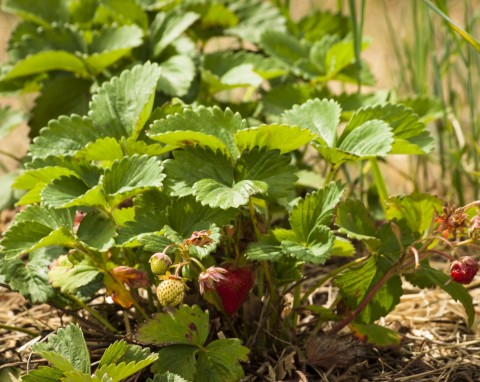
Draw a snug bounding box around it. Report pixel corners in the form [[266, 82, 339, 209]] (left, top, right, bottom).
[[85, 25, 144, 74], [195, 339, 249, 382], [149, 106, 246, 158], [0, 247, 63, 302], [158, 55, 196, 97], [89, 62, 161, 139], [32, 324, 90, 374], [138, 305, 209, 347], [0, 106, 26, 139], [289, 182, 345, 241], [235, 124, 315, 154], [282, 98, 340, 147], [150, 10, 199, 58], [334, 255, 402, 323], [1, 51, 88, 80]]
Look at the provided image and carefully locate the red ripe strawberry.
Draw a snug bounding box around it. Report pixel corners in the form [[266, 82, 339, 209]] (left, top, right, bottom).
[[450, 256, 479, 284], [216, 267, 254, 315]]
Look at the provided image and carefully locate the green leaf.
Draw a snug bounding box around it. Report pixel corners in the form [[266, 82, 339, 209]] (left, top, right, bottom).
[[2, 0, 70, 27], [157, 55, 195, 97], [102, 155, 165, 206], [21, 366, 64, 382], [62, 371, 100, 382], [235, 124, 315, 154], [331, 237, 355, 257], [386, 192, 443, 235], [235, 147, 298, 200], [280, 225, 334, 265], [245, 233, 285, 262], [77, 212, 117, 251], [32, 324, 90, 374], [0, 106, 26, 139], [350, 323, 402, 347], [164, 147, 233, 198], [95, 342, 158, 382], [29, 78, 91, 138], [9, 24, 86, 60], [334, 255, 402, 323], [346, 103, 434, 154], [261, 82, 327, 119], [283, 98, 340, 147], [89, 62, 161, 139], [49, 255, 102, 295], [0, 206, 75, 259], [153, 346, 197, 382], [32, 351, 75, 373], [85, 25, 144, 74], [405, 263, 475, 327], [336, 200, 380, 245], [195, 339, 249, 382], [149, 106, 246, 158], [398, 96, 444, 124], [289, 182, 346, 241], [1, 51, 88, 80], [226, 0, 286, 43], [0, 247, 62, 303], [30, 115, 100, 159], [337, 120, 393, 158], [138, 305, 209, 346], [299, 11, 350, 42], [193, 179, 266, 209], [94, 0, 148, 29], [150, 10, 199, 58], [41, 176, 105, 209], [261, 30, 309, 68]]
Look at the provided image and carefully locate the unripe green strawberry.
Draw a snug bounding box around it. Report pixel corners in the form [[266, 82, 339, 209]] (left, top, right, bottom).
[[149, 252, 172, 275], [156, 275, 186, 307]]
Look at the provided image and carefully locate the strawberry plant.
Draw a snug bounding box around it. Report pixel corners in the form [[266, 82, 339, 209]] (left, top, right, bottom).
[[0, 0, 479, 380]]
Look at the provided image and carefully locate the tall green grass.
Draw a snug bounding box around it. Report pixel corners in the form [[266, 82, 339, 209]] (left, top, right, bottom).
[[382, 0, 480, 204]]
